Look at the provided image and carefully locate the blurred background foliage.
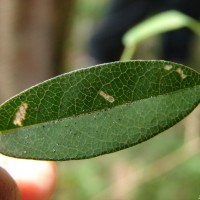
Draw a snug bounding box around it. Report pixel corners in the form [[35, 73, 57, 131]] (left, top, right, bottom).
[[0, 0, 199, 199]]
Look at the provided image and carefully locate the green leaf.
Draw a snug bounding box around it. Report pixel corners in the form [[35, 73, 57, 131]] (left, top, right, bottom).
[[0, 60, 200, 160], [121, 10, 200, 60]]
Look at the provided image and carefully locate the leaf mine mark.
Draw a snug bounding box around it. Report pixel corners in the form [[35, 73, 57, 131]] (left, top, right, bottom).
[[164, 64, 173, 71], [176, 68, 187, 79], [13, 102, 28, 127], [99, 90, 115, 103]]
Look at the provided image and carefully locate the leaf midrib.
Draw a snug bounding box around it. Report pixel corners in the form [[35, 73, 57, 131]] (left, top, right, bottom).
[[1, 84, 199, 134]]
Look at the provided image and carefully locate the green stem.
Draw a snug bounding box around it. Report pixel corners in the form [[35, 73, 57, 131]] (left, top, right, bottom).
[[120, 45, 136, 61], [187, 18, 200, 36]]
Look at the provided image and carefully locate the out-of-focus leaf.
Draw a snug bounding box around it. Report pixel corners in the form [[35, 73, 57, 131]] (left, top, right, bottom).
[[121, 10, 200, 60]]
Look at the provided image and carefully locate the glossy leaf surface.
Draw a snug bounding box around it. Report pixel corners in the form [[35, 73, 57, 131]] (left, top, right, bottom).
[[0, 61, 200, 160]]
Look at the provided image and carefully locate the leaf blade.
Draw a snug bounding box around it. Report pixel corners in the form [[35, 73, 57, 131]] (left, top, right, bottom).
[[0, 60, 200, 160]]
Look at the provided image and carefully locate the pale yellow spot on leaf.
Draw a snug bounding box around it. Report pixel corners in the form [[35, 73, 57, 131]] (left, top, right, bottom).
[[99, 91, 115, 103], [13, 102, 28, 127], [164, 64, 173, 71], [176, 68, 187, 79]]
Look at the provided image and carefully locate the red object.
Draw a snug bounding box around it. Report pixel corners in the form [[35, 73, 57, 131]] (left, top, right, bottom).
[[0, 155, 56, 200]]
